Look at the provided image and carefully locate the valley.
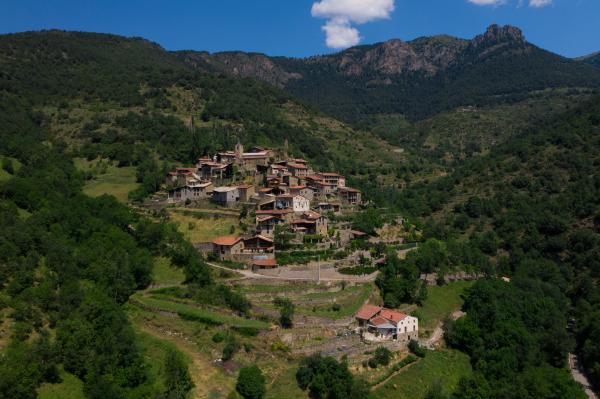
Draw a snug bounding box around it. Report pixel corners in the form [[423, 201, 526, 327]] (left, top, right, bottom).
[[0, 22, 599, 399]]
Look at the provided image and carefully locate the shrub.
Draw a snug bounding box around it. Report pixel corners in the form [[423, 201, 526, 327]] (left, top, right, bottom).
[[236, 365, 266, 399], [222, 338, 240, 361], [212, 332, 226, 343], [408, 340, 426, 358]]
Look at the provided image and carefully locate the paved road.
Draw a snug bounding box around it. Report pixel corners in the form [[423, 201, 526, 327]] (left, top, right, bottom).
[[569, 353, 597, 399]]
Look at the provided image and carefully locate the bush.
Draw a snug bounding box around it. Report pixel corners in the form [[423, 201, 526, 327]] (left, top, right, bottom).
[[212, 332, 226, 343], [2, 158, 14, 174], [222, 338, 240, 362], [274, 297, 294, 329], [408, 340, 426, 358], [236, 365, 266, 399], [368, 347, 392, 368]]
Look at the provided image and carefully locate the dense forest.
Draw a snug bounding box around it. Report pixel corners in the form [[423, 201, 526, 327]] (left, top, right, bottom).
[[382, 96, 600, 397]]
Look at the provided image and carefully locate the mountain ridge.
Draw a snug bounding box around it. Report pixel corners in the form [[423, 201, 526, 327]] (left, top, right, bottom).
[[176, 24, 600, 122]]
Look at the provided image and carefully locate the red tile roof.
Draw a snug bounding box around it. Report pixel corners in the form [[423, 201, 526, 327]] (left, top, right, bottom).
[[252, 258, 278, 268], [355, 304, 382, 320], [380, 309, 407, 323], [370, 316, 390, 327], [288, 163, 308, 169], [212, 236, 242, 246]]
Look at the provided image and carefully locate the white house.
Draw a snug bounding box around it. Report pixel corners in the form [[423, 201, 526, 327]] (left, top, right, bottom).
[[355, 304, 418, 343], [275, 195, 310, 213]]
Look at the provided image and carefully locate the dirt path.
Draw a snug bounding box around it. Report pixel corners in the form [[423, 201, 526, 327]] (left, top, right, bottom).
[[136, 321, 233, 399], [207, 262, 378, 283], [421, 310, 465, 349], [569, 353, 597, 399]]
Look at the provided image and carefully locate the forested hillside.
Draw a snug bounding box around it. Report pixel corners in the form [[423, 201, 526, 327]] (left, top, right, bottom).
[[579, 52, 600, 68], [382, 96, 600, 396], [0, 30, 420, 201], [182, 25, 600, 124]]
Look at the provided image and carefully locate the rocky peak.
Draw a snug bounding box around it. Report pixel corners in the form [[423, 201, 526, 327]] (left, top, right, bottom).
[[472, 24, 525, 48]]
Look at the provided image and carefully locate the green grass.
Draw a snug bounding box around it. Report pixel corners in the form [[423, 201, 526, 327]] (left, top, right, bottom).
[[293, 284, 373, 319], [75, 158, 139, 202], [169, 209, 239, 243], [372, 350, 472, 399], [131, 294, 269, 330], [266, 366, 308, 399], [38, 369, 85, 399], [415, 281, 474, 331], [152, 257, 185, 286]]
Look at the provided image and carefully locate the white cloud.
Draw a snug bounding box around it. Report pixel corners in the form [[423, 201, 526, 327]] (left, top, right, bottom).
[[311, 0, 395, 49], [322, 17, 361, 48], [467, 0, 506, 5], [467, 0, 552, 7], [529, 0, 552, 7]]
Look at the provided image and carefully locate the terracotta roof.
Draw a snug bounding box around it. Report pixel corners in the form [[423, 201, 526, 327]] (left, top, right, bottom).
[[318, 172, 342, 177], [380, 309, 407, 323], [212, 236, 242, 246], [237, 184, 253, 189], [355, 304, 382, 320], [288, 163, 308, 169], [292, 220, 316, 225], [370, 316, 390, 327], [252, 258, 278, 268], [245, 235, 274, 243], [302, 211, 322, 220], [290, 185, 307, 190], [176, 168, 197, 174]]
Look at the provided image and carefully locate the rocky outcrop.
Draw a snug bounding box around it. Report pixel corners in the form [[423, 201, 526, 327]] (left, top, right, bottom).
[[176, 50, 300, 87]]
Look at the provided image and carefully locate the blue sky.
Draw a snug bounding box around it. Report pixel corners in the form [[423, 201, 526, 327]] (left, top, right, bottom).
[[0, 0, 598, 58]]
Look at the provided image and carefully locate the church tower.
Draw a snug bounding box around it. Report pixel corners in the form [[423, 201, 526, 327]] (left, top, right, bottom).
[[235, 140, 244, 163]]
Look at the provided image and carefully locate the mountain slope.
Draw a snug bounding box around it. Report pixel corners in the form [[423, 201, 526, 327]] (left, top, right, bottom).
[[179, 25, 600, 123], [578, 51, 600, 68], [0, 30, 417, 197]]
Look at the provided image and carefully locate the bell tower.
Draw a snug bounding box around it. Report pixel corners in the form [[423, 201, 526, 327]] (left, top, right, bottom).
[[235, 140, 244, 162]]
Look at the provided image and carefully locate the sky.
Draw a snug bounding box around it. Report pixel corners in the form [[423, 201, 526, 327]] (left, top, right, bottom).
[[0, 0, 598, 58]]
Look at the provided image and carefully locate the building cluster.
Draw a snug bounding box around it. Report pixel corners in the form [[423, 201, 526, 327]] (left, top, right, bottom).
[[355, 304, 419, 343], [164, 142, 362, 270]]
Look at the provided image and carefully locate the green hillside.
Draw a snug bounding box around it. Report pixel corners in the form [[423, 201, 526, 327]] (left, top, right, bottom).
[[389, 96, 600, 395]]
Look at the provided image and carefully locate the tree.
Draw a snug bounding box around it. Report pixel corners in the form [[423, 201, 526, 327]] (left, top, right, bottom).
[[236, 365, 266, 399], [296, 354, 371, 399], [163, 348, 194, 399], [274, 297, 294, 328]]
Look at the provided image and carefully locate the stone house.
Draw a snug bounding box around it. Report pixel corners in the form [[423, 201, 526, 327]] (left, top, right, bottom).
[[275, 195, 310, 213], [289, 185, 314, 201], [167, 181, 213, 203], [338, 187, 362, 205], [236, 184, 256, 202], [355, 304, 418, 343], [212, 236, 244, 260], [212, 187, 239, 207]]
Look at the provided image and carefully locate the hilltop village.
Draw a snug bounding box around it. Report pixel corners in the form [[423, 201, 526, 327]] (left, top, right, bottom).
[[164, 142, 363, 270]]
